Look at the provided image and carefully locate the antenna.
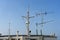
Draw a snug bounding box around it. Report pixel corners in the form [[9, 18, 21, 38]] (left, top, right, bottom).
[[36, 11, 54, 35], [22, 6, 34, 36], [8, 22, 11, 40], [16, 30, 19, 40], [39, 20, 54, 25], [36, 23, 38, 35], [36, 12, 47, 35]]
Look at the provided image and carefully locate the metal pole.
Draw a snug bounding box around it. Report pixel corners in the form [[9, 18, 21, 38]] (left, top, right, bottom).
[[16, 31, 19, 40], [36, 12, 46, 35], [8, 22, 11, 40], [22, 7, 34, 40], [41, 13, 44, 35], [36, 23, 38, 35]]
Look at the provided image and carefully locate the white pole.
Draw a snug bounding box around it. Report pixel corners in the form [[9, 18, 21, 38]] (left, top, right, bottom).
[[22, 7, 34, 40], [8, 22, 11, 40], [16, 31, 19, 40]]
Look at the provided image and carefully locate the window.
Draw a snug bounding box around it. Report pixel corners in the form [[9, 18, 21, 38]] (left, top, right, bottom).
[[30, 39, 36, 40], [18, 39, 20, 40], [11, 38, 20, 40], [11, 39, 15, 40], [25, 38, 36, 40], [0, 39, 3, 40]]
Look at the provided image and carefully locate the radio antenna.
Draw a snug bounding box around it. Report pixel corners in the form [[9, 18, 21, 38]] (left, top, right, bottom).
[[22, 5, 34, 40], [36, 23, 38, 35], [8, 22, 11, 40], [36, 12, 47, 35], [36, 11, 53, 35]]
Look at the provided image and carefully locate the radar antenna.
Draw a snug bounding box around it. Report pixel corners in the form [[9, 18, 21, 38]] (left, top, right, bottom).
[[36, 11, 53, 35]]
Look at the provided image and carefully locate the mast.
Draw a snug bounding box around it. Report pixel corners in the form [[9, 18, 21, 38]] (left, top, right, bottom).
[[36, 11, 54, 35], [8, 22, 11, 40], [22, 6, 34, 40], [36, 12, 47, 35], [36, 23, 38, 35], [16, 31, 19, 40]]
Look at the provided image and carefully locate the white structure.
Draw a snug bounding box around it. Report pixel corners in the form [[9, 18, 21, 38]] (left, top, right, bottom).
[[0, 35, 57, 40]]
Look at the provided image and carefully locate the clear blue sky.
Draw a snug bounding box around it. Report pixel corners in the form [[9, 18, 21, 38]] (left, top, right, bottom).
[[0, 0, 60, 40]]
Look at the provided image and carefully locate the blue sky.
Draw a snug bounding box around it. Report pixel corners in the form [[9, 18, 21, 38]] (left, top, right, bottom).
[[0, 0, 60, 40]]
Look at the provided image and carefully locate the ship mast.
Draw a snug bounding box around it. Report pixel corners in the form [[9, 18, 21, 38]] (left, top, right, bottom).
[[8, 22, 11, 40], [22, 6, 34, 40], [36, 12, 46, 35], [36, 12, 53, 35], [36, 23, 38, 35]]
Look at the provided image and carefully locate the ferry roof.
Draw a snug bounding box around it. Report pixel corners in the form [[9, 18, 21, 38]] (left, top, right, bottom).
[[0, 35, 57, 38]]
